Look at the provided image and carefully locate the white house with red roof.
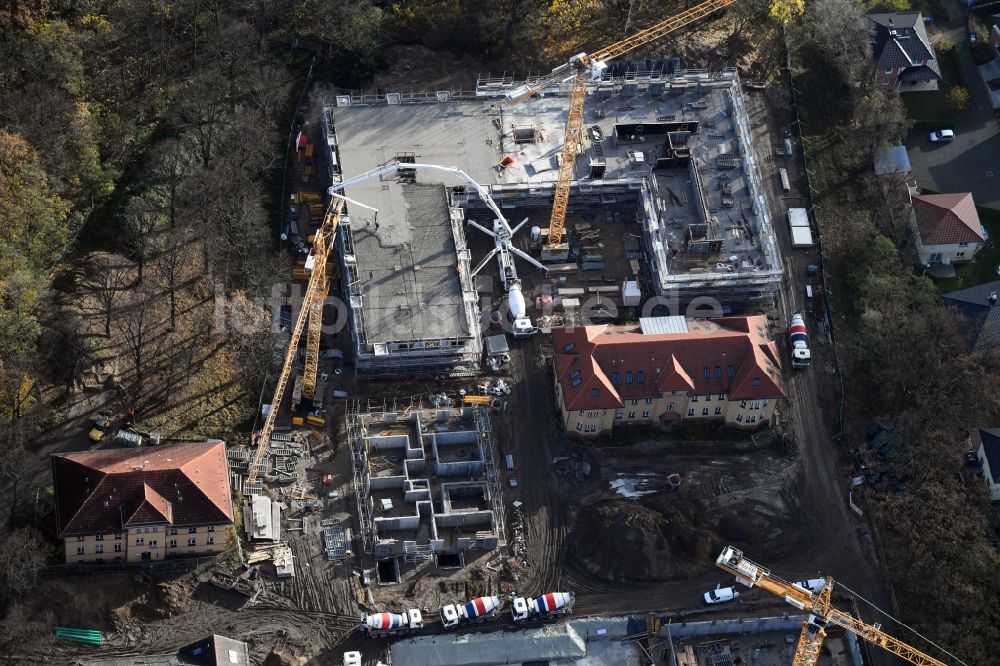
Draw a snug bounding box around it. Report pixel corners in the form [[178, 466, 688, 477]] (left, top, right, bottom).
[[910, 193, 986, 267], [552, 316, 785, 437]]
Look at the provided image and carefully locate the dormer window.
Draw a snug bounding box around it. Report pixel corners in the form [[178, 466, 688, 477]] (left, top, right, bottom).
[[591, 389, 599, 398], [564, 343, 575, 352], [753, 377, 761, 388]]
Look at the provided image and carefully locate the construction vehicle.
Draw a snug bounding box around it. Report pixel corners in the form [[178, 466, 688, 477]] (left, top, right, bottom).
[[440, 595, 503, 628], [789, 312, 811, 368], [511, 592, 575, 623], [360, 609, 424, 637], [715, 546, 949, 666], [328, 160, 547, 338], [503, 0, 735, 261]]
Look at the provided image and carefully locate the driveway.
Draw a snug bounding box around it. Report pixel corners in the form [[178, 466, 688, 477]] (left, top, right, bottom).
[[906, 1, 1000, 209]]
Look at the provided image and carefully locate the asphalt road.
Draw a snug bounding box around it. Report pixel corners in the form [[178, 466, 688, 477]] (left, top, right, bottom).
[[906, 2, 1000, 209]]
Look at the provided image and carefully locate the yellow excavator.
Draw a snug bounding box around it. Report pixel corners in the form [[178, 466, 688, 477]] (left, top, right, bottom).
[[503, 0, 735, 260], [715, 546, 952, 666]]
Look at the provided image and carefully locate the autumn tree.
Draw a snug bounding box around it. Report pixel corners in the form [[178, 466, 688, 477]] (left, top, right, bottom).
[[92, 257, 130, 337], [124, 195, 162, 284]]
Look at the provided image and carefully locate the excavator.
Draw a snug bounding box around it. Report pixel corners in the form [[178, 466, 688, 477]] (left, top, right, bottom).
[[503, 0, 735, 261], [715, 546, 951, 666]]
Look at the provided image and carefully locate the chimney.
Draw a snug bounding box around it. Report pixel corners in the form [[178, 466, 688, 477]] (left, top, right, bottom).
[[990, 292, 997, 306]]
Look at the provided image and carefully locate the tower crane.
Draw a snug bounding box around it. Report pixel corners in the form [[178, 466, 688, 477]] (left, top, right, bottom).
[[715, 546, 950, 666], [503, 0, 735, 259], [247, 197, 344, 488], [328, 160, 548, 337]]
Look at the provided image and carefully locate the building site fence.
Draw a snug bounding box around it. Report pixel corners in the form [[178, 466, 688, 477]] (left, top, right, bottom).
[[43, 550, 232, 578]]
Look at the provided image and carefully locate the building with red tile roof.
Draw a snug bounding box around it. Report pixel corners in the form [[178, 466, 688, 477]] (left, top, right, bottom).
[[552, 316, 785, 437], [52, 441, 233, 563], [911, 193, 986, 266]]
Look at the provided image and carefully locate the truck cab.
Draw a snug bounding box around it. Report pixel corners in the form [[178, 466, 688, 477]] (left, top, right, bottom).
[[440, 604, 460, 628], [511, 596, 530, 622], [405, 608, 424, 630]]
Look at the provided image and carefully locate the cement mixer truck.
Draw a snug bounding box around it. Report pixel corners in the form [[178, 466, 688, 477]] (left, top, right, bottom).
[[359, 609, 424, 637], [789, 312, 811, 368], [511, 592, 575, 623], [440, 595, 503, 628]]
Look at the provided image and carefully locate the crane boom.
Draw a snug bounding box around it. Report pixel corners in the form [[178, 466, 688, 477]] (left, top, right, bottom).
[[592, 0, 735, 62], [545, 74, 587, 249], [715, 546, 949, 666], [247, 198, 344, 487]]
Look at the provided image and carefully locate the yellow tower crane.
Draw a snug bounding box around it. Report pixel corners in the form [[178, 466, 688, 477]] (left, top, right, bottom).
[[715, 546, 951, 666], [504, 0, 735, 258], [246, 198, 344, 488]]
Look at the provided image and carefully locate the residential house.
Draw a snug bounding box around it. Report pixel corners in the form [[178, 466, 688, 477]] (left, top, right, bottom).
[[941, 280, 1000, 350], [78, 634, 250, 665], [970, 428, 1000, 501], [989, 14, 1000, 59], [52, 441, 233, 563], [552, 315, 785, 438], [869, 12, 941, 90], [911, 192, 986, 266]]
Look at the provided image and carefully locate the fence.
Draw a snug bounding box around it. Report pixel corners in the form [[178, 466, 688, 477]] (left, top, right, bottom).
[[43, 550, 230, 577]]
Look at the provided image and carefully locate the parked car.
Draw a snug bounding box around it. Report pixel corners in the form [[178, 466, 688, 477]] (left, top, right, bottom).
[[793, 578, 827, 594], [929, 129, 955, 143], [704, 585, 740, 604]]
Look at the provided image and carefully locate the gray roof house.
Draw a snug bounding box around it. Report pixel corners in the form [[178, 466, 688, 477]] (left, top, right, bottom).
[[941, 280, 1000, 350], [970, 428, 1000, 501], [869, 12, 941, 90]]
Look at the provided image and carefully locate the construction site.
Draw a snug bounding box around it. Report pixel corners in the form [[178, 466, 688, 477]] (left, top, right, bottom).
[[347, 403, 505, 582], [321, 59, 783, 377]]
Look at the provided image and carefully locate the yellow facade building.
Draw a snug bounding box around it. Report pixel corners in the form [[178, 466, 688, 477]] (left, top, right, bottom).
[[552, 316, 785, 437], [52, 441, 233, 563]]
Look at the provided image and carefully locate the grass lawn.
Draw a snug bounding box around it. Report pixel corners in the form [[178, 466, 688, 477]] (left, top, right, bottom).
[[902, 49, 965, 126], [935, 206, 1000, 292]]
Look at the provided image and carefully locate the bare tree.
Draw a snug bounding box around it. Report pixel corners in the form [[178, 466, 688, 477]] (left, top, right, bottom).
[[93, 258, 129, 337], [157, 228, 191, 330], [125, 196, 161, 284], [151, 138, 192, 230], [117, 289, 156, 408]]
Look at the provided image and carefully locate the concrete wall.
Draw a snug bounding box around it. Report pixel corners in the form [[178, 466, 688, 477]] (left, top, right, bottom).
[[64, 524, 229, 563]]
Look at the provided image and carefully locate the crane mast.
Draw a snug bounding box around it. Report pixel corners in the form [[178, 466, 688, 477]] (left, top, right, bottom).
[[503, 0, 735, 252], [715, 546, 949, 666], [247, 198, 344, 488]]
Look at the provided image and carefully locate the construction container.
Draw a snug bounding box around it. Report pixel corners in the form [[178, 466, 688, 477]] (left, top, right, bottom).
[[306, 414, 325, 426], [292, 416, 305, 426], [621, 281, 641, 307]]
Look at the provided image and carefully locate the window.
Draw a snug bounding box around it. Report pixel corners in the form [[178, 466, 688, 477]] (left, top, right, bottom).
[[188, 538, 197, 546], [715, 406, 723, 415], [588, 410, 599, 417], [613, 372, 620, 385], [718, 393, 725, 400], [631, 399, 638, 406], [629, 411, 637, 418], [95, 544, 104, 554], [576, 422, 583, 431], [762, 399, 768, 406], [586, 424, 597, 433], [736, 414, 743, 422], [740, 400, 747, 408], [189, 527, 197, 534], [714, 366, 721, 379], [645, 398, 653, 405], [667, 403, 674, 411], [77, 536, 85, 542], [626, 372, 633, 384], [615, 411, 624, 419], [570, 378, 582, 387], [753, 377, 761, 388], [687, 408, 695, 416], [95, 534, 104, 541], [76, 546, 85, 555], [591, 388, 599, 398], [748, 415, 757, 423], [705, 394, 712, 402], [207, 537, 215, 545], [149, 540, 157, 548], [114, 532, 122, 540], [114, 544, 122, 553], [564, 343, 575, 352], [569, 370, 581, 379], [637, 371, 644, 384], [957, 252, 965, 258], [727, 366, 735, 379], [642, 410, 650, 418], [170, 540, 177, 548], [691, 395, 699, 402], [579, 410, 585, 417], [702, 408, 709, 415], [170, 528, 177, 536], [703, 367, 709, 380], [135, 538, 144, 546], [959, 242, 969, 247]]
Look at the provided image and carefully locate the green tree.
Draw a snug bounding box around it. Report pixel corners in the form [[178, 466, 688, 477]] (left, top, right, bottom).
[[947, 85, 971, 114]]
